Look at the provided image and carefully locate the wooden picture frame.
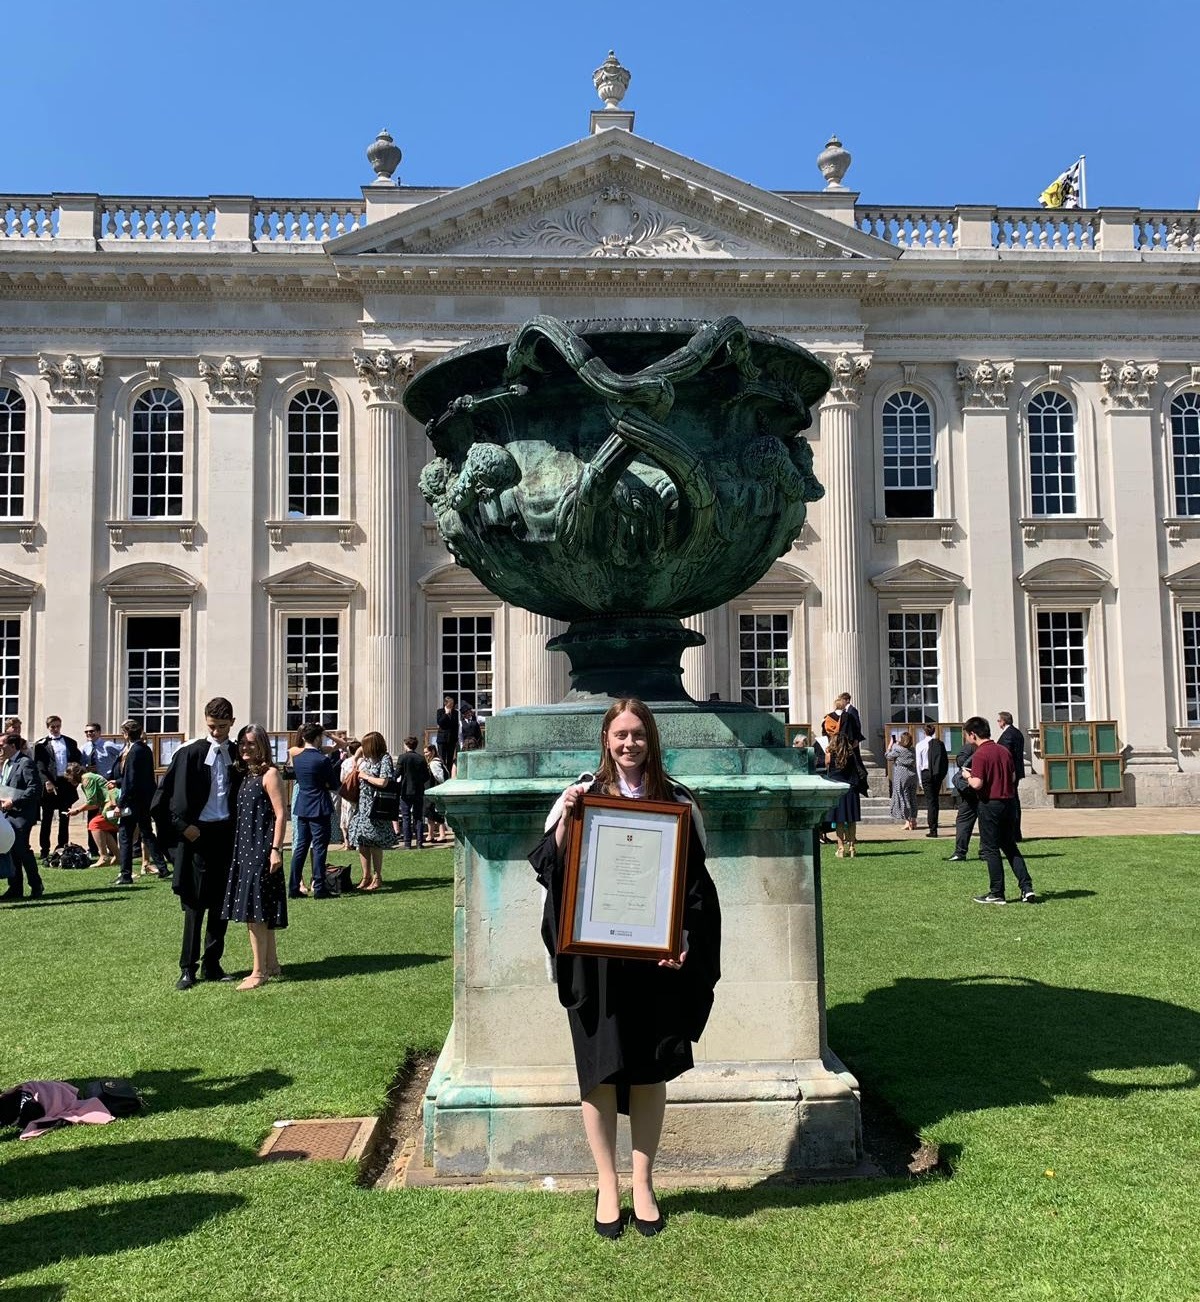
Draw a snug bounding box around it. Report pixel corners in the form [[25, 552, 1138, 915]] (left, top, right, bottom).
[[558, 794, 691, 962]]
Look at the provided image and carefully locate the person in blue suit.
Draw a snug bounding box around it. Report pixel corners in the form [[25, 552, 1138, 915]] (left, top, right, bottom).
[[288, 721, 340, 899]]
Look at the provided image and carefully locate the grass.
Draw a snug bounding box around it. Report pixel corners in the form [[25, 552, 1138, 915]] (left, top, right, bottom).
[[1, 835, 1198, 1301]]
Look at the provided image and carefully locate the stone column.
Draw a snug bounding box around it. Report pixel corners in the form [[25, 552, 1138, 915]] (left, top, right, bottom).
[[200, 358, 260, 715], [958, 362, 1020, 711], [818, 354, 871, 749], [682, 608, 729, 703], [1105, 394, 1177, 774], [37, 354, 102, 724], [509, 609, 569, 706], [355, 348, 415, 746]]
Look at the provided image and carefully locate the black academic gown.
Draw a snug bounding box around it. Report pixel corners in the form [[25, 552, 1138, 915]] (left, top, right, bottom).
[[529, 783, 721, 1113]]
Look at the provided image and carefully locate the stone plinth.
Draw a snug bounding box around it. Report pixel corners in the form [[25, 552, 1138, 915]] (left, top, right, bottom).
[[417, 704, 861, 1181]]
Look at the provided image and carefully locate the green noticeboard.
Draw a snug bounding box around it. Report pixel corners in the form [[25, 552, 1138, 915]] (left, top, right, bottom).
[[1039, 721, 1124, 794]]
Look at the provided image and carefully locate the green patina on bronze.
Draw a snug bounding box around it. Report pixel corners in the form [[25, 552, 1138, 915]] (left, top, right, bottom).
[[404, 315, 830, 699]]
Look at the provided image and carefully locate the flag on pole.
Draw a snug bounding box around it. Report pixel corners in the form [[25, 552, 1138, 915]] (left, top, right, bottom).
[[1039, 159, 1084, 210]]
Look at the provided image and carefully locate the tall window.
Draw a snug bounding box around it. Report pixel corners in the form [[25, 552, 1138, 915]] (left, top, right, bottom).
[[1028, 391, 1077, 515], [1183, 610, 1200, 727], [131, 388, 184, 518], [1170, 391, 1200, 516], [0, 388, 27, 518], [441, 615, 493, 715], [0, 618, 19, 718], [287, 389, 339, 517], [285, 615, 340, 730], [1036, 610, 1087, 721], [882, 390, 934, 518], [887, 612, 939, 722], [738, 612, 791, 712], [126, 616, 181, 732]]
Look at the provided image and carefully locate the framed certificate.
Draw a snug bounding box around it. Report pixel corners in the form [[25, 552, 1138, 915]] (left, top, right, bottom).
[[559, 794, 691, 962]]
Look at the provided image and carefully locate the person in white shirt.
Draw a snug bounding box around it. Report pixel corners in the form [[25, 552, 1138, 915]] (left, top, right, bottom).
[[34, 716, 82, 861]]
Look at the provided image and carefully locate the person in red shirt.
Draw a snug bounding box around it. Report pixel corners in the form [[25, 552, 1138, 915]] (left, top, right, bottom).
[[961, 716, 1036, 905]]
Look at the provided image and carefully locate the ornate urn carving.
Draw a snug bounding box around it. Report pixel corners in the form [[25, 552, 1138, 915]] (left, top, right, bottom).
[[366, 128, 402, 185], [593, 51, 631, 108], [817, 134, 852, 189], [404, 316, 830, 699]]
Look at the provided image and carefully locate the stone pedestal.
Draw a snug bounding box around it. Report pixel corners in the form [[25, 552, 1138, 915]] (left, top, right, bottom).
[[417, 704, 861, 1180]]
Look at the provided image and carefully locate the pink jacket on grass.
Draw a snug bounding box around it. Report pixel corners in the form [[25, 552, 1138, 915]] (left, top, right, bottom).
[[16, 1080, 114, 1139]]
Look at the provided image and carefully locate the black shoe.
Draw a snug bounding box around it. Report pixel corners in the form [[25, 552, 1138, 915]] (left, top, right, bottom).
[[632, 1206, 665, 1237], [973, 893, 1007, 905], [310, 890, 331, 899], [176, 970, 197, 990], [202, 967, 233, 983], [29, 886, 43, 899], [925, 831, 938, 838], [593, 1191, 624, 1241], [947, 854, 966, 862], [1, 889, 23, 900], [288, 890, 303, 899], [113, 876, 135, 886], [39, 854, 49, 864], [1021, 891, 1039, 904]]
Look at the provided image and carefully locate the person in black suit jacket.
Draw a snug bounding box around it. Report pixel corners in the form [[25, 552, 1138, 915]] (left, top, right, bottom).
[[0, 733, 44, 898], [289, 721, 340, 898], [34, 715, 82, 860], [948, 740, 979, 861], [919, 724, 950, 838], [158, 697, 242, 989], [395, 735, 433, 848], [995, 712, 1027, 841], [436, 696, 460, 772], [114, 719, 168, 885]]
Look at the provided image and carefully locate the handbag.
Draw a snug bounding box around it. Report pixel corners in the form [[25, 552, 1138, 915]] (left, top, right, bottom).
[[339, 767, 360, 804], [372, 786, 400, 821]]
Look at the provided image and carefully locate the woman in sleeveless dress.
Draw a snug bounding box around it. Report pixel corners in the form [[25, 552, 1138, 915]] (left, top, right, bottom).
[[347, 731, 398, 891], [222, 724, 288, 989]]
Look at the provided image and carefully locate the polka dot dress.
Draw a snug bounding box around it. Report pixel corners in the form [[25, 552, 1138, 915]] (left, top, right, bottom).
[[222, 773, 287, 929]]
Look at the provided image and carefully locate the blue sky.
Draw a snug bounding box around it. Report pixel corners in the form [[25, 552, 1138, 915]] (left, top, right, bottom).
[[6, 1, 1197, 210]]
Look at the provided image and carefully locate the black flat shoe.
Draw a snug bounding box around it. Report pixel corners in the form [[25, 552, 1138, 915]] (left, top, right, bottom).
[[632, 1211, 665, 1237], [593, 1191, 624, 1241]]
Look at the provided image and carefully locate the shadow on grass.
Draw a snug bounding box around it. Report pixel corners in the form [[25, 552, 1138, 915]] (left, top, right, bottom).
[[2, 886, 130, 908], [274, 951, 445, 983], [379, 876, 452, 893], [0, 1287, 66, 1302], [0, 1137, 256, 1201], [829, 975, 1200, 1131], [1037, 889, 1097, 900], [661, 1176, 918, 1221], [854, 847, 922, 858], [0, 1190, 244, 1277], [130, 1066, 293, 1114]]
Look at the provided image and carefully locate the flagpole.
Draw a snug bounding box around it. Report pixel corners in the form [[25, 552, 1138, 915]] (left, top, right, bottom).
[[1079, 155, 1088, 209]]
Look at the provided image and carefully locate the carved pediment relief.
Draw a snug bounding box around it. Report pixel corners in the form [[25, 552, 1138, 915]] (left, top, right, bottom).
[[261, 562, 358, 601], [418, 560, 494, 599], [870, 559, 964, 595], [329, 132, 897, 265], [1018, 558, 1111, 595], [744, 559, 815, 596]]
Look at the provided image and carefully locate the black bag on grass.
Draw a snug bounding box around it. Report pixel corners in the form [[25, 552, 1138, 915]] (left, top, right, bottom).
[[81, 1078, 145, 1117]]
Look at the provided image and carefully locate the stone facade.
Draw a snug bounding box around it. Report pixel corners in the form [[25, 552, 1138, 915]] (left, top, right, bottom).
[[2, 103, 1200, 801]]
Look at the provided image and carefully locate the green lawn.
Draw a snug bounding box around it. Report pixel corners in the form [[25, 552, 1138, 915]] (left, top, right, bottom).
[[2, 835, 1198, 1301]]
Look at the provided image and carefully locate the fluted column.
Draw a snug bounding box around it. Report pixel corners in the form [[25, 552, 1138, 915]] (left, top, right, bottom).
[[356, 348, 415, 746], [509, 609, 569, 706], [682, 608, 728, 703], [818, 354, 871, 746]]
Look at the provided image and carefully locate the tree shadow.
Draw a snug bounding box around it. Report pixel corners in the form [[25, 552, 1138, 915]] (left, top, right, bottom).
[[276, 951, 445, 983], [0, 1190, 244, 1277], [0, 1137, 255, 1201], [125, 1066, 292, 1115], [829, 976, 1200, 1132]]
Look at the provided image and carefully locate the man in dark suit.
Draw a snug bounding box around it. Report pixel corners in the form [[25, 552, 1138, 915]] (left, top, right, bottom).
[[34, 715, 82, 861], [114, 718, 167, 886], [289, 721, 340, 899], [995, 711, 1027, 841], [436, 695, 460, 772], [947, 739, 979, 862], [396, 735, 432, 848], [159, 697, 241, 989], [0, 733, 44, 899], [919, 724, 950, 838]]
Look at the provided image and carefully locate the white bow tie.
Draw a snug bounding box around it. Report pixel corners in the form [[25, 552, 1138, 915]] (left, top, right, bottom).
[[206, 742, 227, 768]]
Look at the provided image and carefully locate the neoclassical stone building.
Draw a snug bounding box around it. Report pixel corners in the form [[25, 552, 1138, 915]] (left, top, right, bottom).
[[2, 59, 1199, 802]]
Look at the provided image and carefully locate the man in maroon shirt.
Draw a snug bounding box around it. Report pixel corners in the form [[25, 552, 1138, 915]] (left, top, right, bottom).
[[961, 716, 1036, 905]]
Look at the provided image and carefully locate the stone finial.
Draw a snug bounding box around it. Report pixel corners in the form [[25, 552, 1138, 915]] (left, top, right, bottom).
[[593, 51, 630, 108], [817, 134, 852, 190], [366, 128, 402, 186]]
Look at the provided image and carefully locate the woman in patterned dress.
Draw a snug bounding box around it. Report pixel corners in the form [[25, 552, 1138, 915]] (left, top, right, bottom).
[[886, 730, 920, 831], [222, 724, 289, 989], [348, 731, 398, 891]]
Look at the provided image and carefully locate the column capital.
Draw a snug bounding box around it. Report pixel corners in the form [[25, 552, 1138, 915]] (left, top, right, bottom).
[[37, 352, 102, 407], [1100, 359, 1158, 410], [956, 359, 1014, 412], [354, 347, 415, 405], [821, 352, 871, 407], [198, 355, 261, 409]]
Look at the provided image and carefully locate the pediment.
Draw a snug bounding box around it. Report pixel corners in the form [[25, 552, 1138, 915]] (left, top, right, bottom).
[[870, 560, 964, 595], [418, 560, 494, 599], [745, 559, 815, 595], [261, 562, 358, 601], [329, 132, 897, 264], [1164, 561, 1200, 594], [1018, 558, 1112, 594], [0, 566, 39, 600], [100, 562, 200, 599]]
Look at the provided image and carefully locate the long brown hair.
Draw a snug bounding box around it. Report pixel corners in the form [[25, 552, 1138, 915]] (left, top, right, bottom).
[[593, 698, 674, 802], [827, 732, 856, 773], [235, 724, 275, 775]]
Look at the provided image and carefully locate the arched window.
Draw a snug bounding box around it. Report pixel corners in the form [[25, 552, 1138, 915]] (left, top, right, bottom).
[[0, 387, 27, 518], [881, 390, 934, 518], [1169, 391, 1200, 517], [286, 388, 339, 517], [131, 387, 184, 518], [1028, 391, 1077, 516]]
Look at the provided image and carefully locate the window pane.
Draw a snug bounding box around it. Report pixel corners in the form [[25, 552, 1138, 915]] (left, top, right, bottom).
[[886, 612, 939, 722], [1183, 610, 1200, 727], [283, 615, 340, 731], [130, 387, 185, 519], [1028, 391, 1078, 516], [0, 388, 27, 519], [286, 389, 340, 518], [881, 390, 934, 519], [1036, 610, 1087, 721], [737, 612, 791, 712], [1170, 392, 1200, 516], [440, 615, 494, 715], [125, 616, 181, 732]]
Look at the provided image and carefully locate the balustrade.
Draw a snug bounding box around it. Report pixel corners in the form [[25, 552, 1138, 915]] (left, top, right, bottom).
[[993, 207, 1097, 251], [99, 200, 216, 241], [0, 199, 56, 239], [857, 207, 957, 249], [252, 201, 367, 243], [1137, 212, 1200, 252]]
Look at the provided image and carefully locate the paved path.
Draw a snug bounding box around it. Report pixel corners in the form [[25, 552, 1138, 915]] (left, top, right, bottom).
[[856, 805, 1200, 842]]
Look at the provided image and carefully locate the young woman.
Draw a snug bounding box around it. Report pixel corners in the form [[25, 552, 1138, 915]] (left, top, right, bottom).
[[823, 732, 866, 857], [529, 699, 721, 1239], [221, 724, 289, 989], [886, 730, 919, 831], [348, 731, 398, 890], [337, 739, 361, 851], [65, 762, 118, 865], [423, 744, 447, 844]]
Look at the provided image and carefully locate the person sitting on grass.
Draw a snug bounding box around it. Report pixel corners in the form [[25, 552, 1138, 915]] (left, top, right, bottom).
[[65, 762, 118, 865]]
